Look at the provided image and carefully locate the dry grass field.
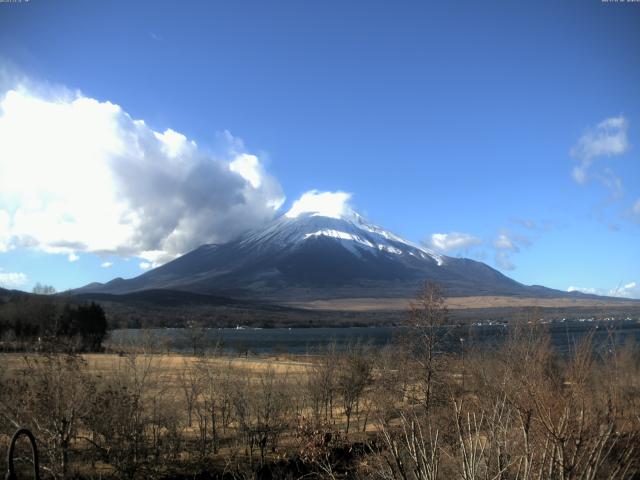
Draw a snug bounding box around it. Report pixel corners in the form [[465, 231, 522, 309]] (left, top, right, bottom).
[[1, 350, 347, 478], [0, 352, 314, 398], [284, 295, 640, 311], [1, 290, 639, 479]]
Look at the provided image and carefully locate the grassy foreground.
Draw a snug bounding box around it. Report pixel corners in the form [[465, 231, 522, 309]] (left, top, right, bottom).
[[1, 282, 640, 480]]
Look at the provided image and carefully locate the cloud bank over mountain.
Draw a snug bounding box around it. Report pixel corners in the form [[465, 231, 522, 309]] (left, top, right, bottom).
[[0, 79, 285, 266]]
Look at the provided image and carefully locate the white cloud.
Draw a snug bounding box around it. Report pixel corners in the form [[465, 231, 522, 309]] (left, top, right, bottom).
[[511, 218, 555, 232], [492, 231, 532, 270], [494, 251, 515, 270], [426, 232, 482, 252], [512, 218, 536, 229], [286, 190, 352, 219], [613, 281, 639, 299], [493, 233, 518, 252], [0, 209, 10, 252], [627, 198, 640, 224], [0, 81, 285, 266], [229, 154, 263, 188], [0, 270, 28, 288], [100, 261, 113, 268], [139, 262, 152, 270], [572, 166, 588, 185], [597, 168, 624, 199], [137, 250, 168, 270], [567, 281, 639, 299], [425, 222, 544, 270], [422, 227, 536, 270], [571, 116, 629, 186], [67, 252, 79, 262], [493, 230, 531, 251]]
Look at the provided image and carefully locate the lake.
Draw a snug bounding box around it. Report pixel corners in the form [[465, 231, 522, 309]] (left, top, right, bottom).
[[107, 318, 640, 355]]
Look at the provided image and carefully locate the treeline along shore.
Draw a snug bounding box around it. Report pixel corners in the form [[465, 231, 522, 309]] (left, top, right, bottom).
[[0, 289, 108, 352]]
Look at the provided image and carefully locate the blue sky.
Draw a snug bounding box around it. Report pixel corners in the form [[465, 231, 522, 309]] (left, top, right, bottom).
[[0, 0, 639, 297]]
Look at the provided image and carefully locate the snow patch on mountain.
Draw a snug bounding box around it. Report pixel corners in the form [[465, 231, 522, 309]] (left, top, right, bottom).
[[299, 215, 442, 264], [304, 229, 376, 248], [378, 244, 403, 255]]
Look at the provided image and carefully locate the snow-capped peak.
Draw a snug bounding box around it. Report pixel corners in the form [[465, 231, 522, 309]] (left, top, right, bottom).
[[285, 190, 353, 219], [244, 189, 445, 266]]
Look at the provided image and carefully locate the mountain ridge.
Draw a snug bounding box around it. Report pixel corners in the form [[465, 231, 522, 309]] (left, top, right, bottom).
[[73, 208, 616, 302]]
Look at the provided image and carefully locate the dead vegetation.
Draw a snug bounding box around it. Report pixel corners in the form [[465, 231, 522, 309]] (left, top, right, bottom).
[[0, 284, 638, 479]]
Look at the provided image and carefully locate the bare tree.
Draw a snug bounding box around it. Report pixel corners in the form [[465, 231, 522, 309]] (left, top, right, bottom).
[[465, 322, 640, 480], [295, 415, 347, 479], [405, 281, 449, 412], [373, 344, 412, 423], [194, 350, 225, 455], [10, 354, 94, 479], [178, 359, 202, 428], [32, 282, 57, 295], [81, 351, 159, 478], [232, 365, 292, 465], [218, 359, 235, 435], [375, 409, 441, 480], [182, 320, 208, 356], [337, 343, 373, 434], [307, 342, 338, 426]]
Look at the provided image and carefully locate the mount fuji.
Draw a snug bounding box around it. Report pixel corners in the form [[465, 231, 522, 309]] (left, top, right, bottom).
[[76, 199, 582, 302]]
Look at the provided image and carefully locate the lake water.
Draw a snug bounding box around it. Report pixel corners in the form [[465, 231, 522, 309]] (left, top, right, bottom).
[[108, 319, 640, 355]]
